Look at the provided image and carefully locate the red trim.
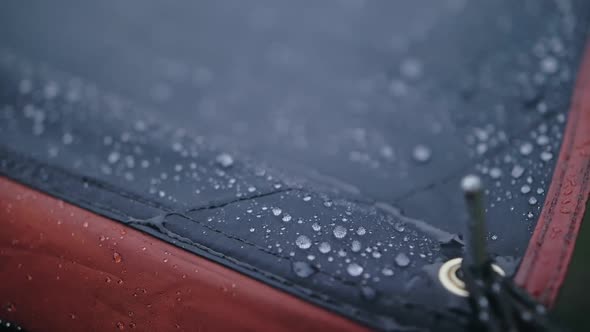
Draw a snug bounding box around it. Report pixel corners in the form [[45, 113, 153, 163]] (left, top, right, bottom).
[[0, 177, 367, 332], [515, 43, 590, 306]]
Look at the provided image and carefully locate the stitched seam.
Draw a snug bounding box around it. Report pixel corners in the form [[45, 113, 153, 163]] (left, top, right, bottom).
[[518, 63, 588, 281], [543, 158, 590, 299]]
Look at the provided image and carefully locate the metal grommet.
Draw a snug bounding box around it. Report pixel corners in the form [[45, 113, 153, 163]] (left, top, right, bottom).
[[438, 257, 505, 297]]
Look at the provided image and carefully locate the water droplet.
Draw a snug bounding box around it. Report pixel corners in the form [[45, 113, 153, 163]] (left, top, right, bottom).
[[540, 56, 559, 74], [272, 208, 282, 216], [62, 133, 73, 145], [360, 286, 377, 301], [511, 165, 525, 179], [351, 240, 362, 252], [536, 135, 549, 146], [380, 145, 395, 159], [312, 222, 321, 231], [295, 235, 312, 249], [303, 196, 312, 202], [489, 167, 502, 179], [400, 58, 423, 79], [395, 253, 410, 267], [537, 102, 548, 114], [527, 212, 534, 219], [521, 185, 531, 194], [247, 186, 256, 192], [282, 214, 292, 222], [113, 252, 122, 263], [491, 234, 498, 241], [394, 222, 405, 232], [520, 143, 533, 156], [108, 151, 121, 164], [347, 263, 364, 277], [412, 145, 431, 163], [333, 225, 347, 239], [382, 268, 394, 276], [5, 302, 16, 313], [540, 151, 553, 162], [356, 226, 366, 236], [292, 261, 316, 278], [215, 153, 234, 168], [528, 196, 538, 205], [318, 242, 331, 254]]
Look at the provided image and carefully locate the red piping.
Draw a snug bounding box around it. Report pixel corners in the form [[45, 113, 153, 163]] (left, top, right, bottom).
[[514, 42, 590, 306]]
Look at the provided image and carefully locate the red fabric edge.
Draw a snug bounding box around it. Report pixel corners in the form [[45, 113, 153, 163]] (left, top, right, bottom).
[[514, 42, 590, 307], [0, 176, 367, 332]]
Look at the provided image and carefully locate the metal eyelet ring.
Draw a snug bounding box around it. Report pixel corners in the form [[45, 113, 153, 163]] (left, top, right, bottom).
[[438, 257, 505, 297]]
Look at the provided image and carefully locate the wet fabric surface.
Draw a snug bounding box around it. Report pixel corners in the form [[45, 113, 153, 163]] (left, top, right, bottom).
[[0, 1, 589, 330]]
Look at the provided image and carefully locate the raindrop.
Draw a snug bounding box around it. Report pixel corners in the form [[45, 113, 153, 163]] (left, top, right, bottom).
[[215, 153, 234, 168], [394, 222, 405, 232], [360, 286, 377, 301], [247, 186, 256, 192], [389, 79, 408, 97], [536, 135, 549, 146], [351, 240, 362, 252], [521, 185, 531, 194], [113, 252, 122, 263], [312, 222, 321, 231], [303, 196, 312, 202], [511, 165, 525, 179], [347, 263, 364, 277], [489, 167, 502, 179], [540, 151, 553, 162], [395, 253, 410, 267], [295, 235, 312, 249], [292, 261, 316, 278], [537, 102, 548, 114], [282, 214, 292, 222], [356, 226, 366, 236], [382, 268, 394, 276], [62, 133, 73, 145], [400, 58, 423, 79], [318, 242, 332, 254], [333, 225, 347, 239], [412, 145, 431, 163], [272, 208, 282, 216], [520, 143, 533, 156], [528, 197, 538, 206], [44, 81, 59, 99], [108, 151, 121, 164], [380, 145, 395, 159], [540, 56, 559, 74]]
